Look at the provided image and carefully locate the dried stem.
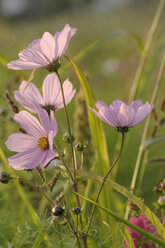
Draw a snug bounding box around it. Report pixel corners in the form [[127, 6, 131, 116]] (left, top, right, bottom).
[[129, 0, 165, 103], [23, 68, 37, 93]]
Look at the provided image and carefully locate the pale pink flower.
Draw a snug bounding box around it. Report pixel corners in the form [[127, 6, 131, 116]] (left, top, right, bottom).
[[7, 24, 77, 70], [14, 73, 76, 113], [89, 100, 154, 132], [124, 214, 158, 248], [5, 106, 58, 170]]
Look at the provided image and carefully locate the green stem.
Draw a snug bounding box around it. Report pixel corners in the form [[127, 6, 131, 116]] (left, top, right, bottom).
[[86, 132, 125, 233], [125, 51, 165, 220], [54, 143, 75, 184], [13, 177, 54, 206], [128, 0, 165, 103], [56, 71, 77, 182], [63, 215, 81, 248], [55, 71, 83, 229]]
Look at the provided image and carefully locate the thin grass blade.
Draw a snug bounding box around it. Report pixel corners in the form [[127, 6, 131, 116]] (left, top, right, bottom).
[[76, 169, 165, 241], [77, 193, 165, 247]]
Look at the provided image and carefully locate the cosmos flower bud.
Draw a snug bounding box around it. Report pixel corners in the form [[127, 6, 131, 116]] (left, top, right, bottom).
[[158, 196, 165, 207], [75, 141, 87, 152], [52, 205, 64, 216], [0, 171, 10, 184], [153, 179, 165, 194], [63, 132, 74, 143], [72, 207, 82, 215]]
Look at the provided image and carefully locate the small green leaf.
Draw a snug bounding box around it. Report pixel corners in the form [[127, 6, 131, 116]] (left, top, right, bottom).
[[130, 33, 146, 55]]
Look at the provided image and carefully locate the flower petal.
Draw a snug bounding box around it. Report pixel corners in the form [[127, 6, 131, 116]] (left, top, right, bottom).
[[34, 105, 50, 133], [14, 90, 35, 113], [19, 81, 44, 106], [50, 110, 58, 137], [42, 73, 61, 106], [8, 59, 44, 70], [130, 103, 154, 126], [56, 24, 77, 58], [8, 148, 46, 170], [55, 78, 76, 110], [41, 149, 56, 168], [14, 110, 45, 137], [40, 32, 55, 63], [6, 133, 37, 152], [14, 81, 44, 112]]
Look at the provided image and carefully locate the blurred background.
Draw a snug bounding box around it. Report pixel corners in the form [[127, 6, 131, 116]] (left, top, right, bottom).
[[0, 0, 165, 246]]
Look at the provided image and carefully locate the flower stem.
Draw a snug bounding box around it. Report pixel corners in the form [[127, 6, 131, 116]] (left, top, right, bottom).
[[86, 132, 125, 233], [63, 215, 81, 248], [54, 143, 75, 184], [125, 51, 165, 220], [55, 71, 83, 228], [14, 177, 54, 206]]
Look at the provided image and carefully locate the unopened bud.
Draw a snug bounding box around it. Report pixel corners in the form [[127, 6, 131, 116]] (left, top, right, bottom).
[[0, 171, 10, 184], [153, 179, 165, 194], [75, 141, 87, 152], [62, 132, 74, 143], [158, 196, 165, 207], [72, 207, 82, 215], [52, 205, 64, 216]]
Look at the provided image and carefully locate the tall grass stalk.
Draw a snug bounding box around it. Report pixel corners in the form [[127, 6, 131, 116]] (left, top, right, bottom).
[[129, 0, 165, 103], [125, 51, 165, 220]]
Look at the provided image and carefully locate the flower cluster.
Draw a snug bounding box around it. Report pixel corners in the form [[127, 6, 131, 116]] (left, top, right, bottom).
[[6, 24, 76, 170], [124, 214, 158, 248]]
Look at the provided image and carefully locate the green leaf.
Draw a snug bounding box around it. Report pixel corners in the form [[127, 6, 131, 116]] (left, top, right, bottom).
[[76, 169, 165, 241], [59, 31, 126, 74], [124, 227, 135, 248], [130, 33, 146, 55], [77, 193, 165, 247], [64, 55, 116, 244]]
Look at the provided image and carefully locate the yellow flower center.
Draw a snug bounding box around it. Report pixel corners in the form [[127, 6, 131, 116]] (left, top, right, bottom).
[[38, 136, 49, 150]]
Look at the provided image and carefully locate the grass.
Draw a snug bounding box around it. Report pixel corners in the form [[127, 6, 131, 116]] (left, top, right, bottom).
[[0, 0, 165, 247]]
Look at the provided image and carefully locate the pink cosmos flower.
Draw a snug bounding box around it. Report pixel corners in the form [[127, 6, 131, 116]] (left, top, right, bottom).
[[7, 24, 77, 70], [89, 100, 154, 132], [5, 106, 58, 170], [14, 73, 76, 113], [124, 214, 158, 248]]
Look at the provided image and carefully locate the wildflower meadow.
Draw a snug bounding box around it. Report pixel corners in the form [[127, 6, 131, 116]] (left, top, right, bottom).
[[0, 0, 165, 247]]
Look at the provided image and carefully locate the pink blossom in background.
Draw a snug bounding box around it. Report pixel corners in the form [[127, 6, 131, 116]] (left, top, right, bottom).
[[6, 106, 58, 170], [89, 100, 154, 132], [124, 214, 158, 248], [14, 73, 76, 113], [7, 24, 77, 70]]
